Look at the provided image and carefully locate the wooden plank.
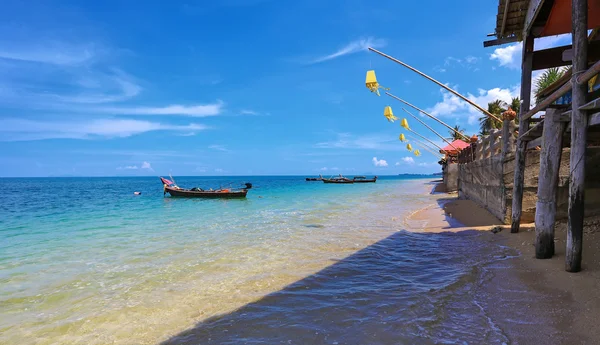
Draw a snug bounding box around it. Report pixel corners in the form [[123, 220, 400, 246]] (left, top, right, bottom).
[[590, 111, 600, 126], [511, 35, 534, 233], [566, 0, 588, 273], [580, 97, 600, 110], [500, 0, 512, 36], [522, 0, 546, 37], [526, 136, 543, 149], [518, 119, 544, 140], [535, 109, 565, 258], [532, 40, 600, 70], [483, 36, 519, 47]]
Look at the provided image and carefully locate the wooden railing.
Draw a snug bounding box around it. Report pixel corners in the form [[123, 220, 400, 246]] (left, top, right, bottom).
[[456, 119, 518, 164]]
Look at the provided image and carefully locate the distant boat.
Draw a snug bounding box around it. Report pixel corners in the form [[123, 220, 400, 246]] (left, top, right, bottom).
[[352, 176, 377, 183], [322, 175, 354, 184], [160, 176, 252, 198], [306, 174, 324, 181]]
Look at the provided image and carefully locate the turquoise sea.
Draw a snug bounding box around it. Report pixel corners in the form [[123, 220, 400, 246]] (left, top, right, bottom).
[[0, 176, 549, 344]]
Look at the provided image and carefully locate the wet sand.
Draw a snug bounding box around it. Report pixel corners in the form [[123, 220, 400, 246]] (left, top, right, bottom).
[[408, 181, 600, 344]]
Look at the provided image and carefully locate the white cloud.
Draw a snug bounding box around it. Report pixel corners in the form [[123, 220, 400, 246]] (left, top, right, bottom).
[[55, 72, 142, 104], [0, 41, 98, 66], [418, 162, 438, 167], [214, 168, 224, 173], [427, 86, 520, 124], [0, 118, 208, 141], [310, 37, 386, 64], [399, 157, 415, 164], [117, 165, 138, 170], [208, 144, 230, 152], [320, 167, 338, 171], [490, 34, 572, 70], [372, 157, 388, 167], [141, 161, 153, 171], [315, 133, 401, 151], [465, 56, 479, 64], [239, 109, 258, 115], [102, 101, 224, 117]]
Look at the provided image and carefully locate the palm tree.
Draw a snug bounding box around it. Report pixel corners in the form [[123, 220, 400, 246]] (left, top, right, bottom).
[[449, 125, 466, 141], [534, 67, 567, 104], [509, 97, 521, 116], [479, 100, 505, 135]]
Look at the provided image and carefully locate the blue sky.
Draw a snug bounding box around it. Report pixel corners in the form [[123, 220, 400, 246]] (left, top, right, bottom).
[[0, 0, 571, 177]]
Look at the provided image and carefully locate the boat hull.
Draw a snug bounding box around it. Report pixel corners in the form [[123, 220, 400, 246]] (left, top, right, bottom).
[[353, 179, 377, 183], [165, 186, 248, 198], [322, 179, 354, 184]]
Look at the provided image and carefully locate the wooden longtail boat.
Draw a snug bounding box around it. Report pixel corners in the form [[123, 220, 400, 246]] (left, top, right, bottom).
[[161, 177, 252, 198], [306, 174, 324, 181], [322, 175, 354, 184], [353, 176, 377, 183]]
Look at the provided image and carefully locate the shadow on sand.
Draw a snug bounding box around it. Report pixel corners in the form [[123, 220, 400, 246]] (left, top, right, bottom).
[[160, 229, 509, 345]]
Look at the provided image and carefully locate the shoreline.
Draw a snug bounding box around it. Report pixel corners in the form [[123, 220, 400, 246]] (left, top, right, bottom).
[[411, 180, 600, 344]]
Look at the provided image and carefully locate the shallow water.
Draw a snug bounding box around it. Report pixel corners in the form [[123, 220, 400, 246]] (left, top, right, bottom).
[[0, 176, 546, 344]]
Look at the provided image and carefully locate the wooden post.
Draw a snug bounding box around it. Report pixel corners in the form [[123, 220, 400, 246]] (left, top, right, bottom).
[[502, 119, 511, 159], [534, 109, 565, 258], [511, 35, 534, 233], [566, 0, 588, 272]]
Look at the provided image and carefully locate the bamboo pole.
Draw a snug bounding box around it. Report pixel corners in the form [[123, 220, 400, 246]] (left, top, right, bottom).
[[369, 48, 502, 123], [406, 134, 443, 156], [409, 140, 444, 159], [404, 127, 448, 154], [401, 108, 460, 152], [386, 92, 472, 141]]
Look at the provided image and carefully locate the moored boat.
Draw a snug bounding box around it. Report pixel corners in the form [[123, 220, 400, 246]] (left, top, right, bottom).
[[160, 177, 252, 198], [306, 174, 324, 181], [353, 176, 377, 183], [322, 175, 354, 184]]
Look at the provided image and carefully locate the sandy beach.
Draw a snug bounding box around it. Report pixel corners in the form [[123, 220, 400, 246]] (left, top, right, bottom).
[[407, 180, 600, 344]]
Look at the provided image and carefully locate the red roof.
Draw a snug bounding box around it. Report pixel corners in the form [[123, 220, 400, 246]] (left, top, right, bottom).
[[440, 140, 470, 154]]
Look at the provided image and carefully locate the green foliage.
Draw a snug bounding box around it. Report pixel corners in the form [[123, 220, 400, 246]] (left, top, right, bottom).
[[534, 67, 567, 104], [449, 125, 465, 141]]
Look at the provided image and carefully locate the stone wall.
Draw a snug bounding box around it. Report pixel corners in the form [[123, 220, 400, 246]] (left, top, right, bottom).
[[458, 147, 600, 225]]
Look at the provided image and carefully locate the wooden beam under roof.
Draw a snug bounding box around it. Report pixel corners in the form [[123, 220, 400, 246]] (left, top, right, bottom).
[[532, 40, 600, 70], [522, 0, 546, 37]]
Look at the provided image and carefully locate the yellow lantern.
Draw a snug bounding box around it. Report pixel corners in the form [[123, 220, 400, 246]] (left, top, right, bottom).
[[365, 70, 389, 96], [414, 149, 421, 157], [401, 118, 410, 130], [407, 143, 413, 151], [383, 106, 398, 122], [399, 133, 406, 142]]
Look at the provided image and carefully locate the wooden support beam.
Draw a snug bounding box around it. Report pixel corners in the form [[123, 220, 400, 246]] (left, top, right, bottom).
[[535, 109, 565, 258], [483, 36, 519, 48], [511, 35, 534, 233], [532, 41, 600, 70], [566, 0, 588, 273]]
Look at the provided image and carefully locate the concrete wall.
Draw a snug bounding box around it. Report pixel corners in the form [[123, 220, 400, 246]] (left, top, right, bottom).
[[444, 163, 458, 192], [458, 156, 506, 222], [458, 147, 600, 225]]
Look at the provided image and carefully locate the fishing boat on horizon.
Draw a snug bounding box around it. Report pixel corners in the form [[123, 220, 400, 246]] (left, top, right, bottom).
[[160, 177, 252, 198], [306, 174, 324, 181]]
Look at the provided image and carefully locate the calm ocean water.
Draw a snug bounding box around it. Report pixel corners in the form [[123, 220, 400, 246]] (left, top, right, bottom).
[[0, 176, 521, 344]]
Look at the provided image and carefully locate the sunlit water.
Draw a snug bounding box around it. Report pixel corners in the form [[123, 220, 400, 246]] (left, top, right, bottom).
[[1, 176, 530, 344]]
